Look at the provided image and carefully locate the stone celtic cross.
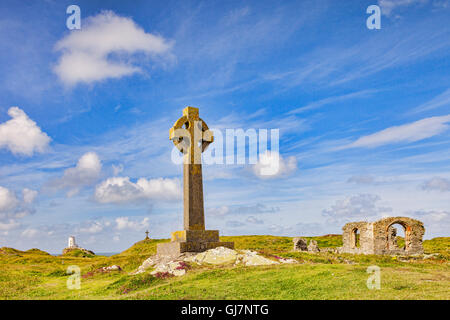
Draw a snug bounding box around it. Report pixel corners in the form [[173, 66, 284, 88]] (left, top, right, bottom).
[[157, 106, 234, 256], [169, 106, 213, 231]]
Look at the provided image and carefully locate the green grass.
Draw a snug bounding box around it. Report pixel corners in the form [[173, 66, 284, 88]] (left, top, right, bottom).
[[0, 236, 448, 300]]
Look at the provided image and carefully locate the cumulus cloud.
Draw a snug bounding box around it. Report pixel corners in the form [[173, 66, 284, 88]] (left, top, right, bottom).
[[322, 194, 392, 224], [94, 176, 181, 204], [421, 177, 450, 192], [49, 152, 102, 197], [252, 151, 297, 179], [54, 10, 173, 85], [0, 107, 51, 156], [115, 217, 149, 231], [0, 186, 37, 224], [345, 115, 450, 149]]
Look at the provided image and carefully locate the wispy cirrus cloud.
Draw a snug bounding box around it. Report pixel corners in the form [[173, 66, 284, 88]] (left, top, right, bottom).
[[289, 90, 376, 115], [344, 114, 450, 149], [409, 88, 450, 114], [378, 0, 428, 16]]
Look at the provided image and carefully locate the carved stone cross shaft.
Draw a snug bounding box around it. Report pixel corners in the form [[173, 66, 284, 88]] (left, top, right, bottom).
[[169, 107, 214, 231]]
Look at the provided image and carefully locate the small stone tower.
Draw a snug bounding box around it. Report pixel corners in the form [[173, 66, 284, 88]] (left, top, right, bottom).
[[68, 236, 78, 249]]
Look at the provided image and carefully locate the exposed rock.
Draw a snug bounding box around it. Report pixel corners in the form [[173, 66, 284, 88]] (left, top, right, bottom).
[[278, 257, 297, 264], [132, 247, 296, 276], [150, 260, 187, 277], [184, 246, 238, 265], [293, 237, 308, 251], [307, 240, 320, 253], [101, 265, 122, 272], [237, 250, 278, 266]]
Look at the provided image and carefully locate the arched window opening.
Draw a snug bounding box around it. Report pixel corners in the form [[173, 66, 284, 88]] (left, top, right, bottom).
[[388, 223, 406, 250], [353, 228, 360, 248]]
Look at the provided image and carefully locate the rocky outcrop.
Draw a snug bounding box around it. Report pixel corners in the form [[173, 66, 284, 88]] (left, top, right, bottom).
[[132, 246, 297, 277]]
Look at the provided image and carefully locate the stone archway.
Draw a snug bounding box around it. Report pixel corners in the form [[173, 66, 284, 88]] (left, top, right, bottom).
[[373, 217, 425, 255], [386, 221, 409, 251]]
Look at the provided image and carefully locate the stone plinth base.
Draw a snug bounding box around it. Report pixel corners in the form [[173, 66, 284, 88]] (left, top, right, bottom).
[[157, 230, 234, 257]]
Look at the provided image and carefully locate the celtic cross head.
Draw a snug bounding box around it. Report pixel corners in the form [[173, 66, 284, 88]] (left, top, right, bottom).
[[169, 107, 214, 163]]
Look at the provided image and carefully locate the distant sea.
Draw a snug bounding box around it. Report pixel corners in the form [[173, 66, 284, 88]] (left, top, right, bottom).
[[51, 252, 119, 256]]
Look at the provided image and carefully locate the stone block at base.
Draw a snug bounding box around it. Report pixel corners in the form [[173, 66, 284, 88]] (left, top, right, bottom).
[[157, 241, 235, 257], [171, 230, 219, 242]]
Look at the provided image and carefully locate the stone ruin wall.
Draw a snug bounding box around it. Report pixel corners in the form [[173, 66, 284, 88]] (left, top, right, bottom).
[[340, 217, 425, 255], [372, 217, 424, 255], [341, 221, 374, 254]]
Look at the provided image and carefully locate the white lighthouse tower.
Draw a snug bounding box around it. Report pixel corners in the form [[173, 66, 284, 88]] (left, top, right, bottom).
[[68, 236, 78, 249]]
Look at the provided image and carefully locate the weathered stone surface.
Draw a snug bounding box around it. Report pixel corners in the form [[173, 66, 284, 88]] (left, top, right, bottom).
[[293, 237, 308, 251], [238, 250, 279, 266], [293, 238, 320, 253], [185, 246, 238, 265], [100, 265, 122, 272], [157, 241, 235, 256], [134, 247, 293, 276], [278, 257, 297, 264], [171, 230, 219, 242], [339, 216, 425, 255], [156, 107, 234, 256], [307, 240, 320, 253], [150, 261, 187, 277]]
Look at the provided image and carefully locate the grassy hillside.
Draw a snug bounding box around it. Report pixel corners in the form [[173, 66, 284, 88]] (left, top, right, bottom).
[[0, 235, 448, 300]]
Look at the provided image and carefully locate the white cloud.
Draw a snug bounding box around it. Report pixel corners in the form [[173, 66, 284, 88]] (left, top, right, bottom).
[[421, 177, 450, 192], [408, 209, 449, 235], [322, 194, 392, 224], [289, 90, 375, 114], [115, 217, 149, 231], [0, 219, 20, 231], [22, 188, 38, 204], [0, 107, 51, 156], [410, 88, 450, 114], [347, 175, 377, 185], [0, 186, 19, 213], [378, 0, 428, 16], [252, 151, 297, 179], [0, 186, 37, 223], [49, 152, 102, 197], [208, 203, 279, 216], [21, 228, 39, 238], [54, 10, 173, 85], [345, 115, 450, 149], [246, 216, 264, 224], [94, 176, 181, 204], [78, 221, 105, 234]]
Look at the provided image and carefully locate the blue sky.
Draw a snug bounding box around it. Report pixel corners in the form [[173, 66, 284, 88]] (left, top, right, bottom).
[[0, 0, 449, 253]]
